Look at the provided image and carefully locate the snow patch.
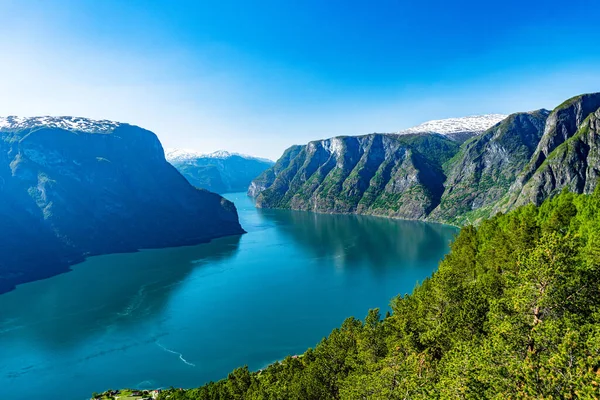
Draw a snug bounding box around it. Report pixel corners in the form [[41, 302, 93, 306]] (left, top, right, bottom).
[[165, 148, 273, 164], [0, 116, 121, 133], [398, 114, 507, 136]]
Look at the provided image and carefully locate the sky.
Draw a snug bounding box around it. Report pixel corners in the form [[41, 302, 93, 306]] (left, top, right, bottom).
[[1, 0, 599, 160]]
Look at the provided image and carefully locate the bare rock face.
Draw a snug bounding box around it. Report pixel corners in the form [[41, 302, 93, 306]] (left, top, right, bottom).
[[429, 109, 549, 224], [508, 107, 600, 207], [496, 93, 600, 212], [250, 133, 457, 220], [0, 117, 244, 293]]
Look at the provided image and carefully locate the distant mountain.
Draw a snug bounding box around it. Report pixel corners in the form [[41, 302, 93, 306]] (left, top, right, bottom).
[[0, 116, 244, 294], [166, 149, 274, 194], [397, 114, 507, 142], [250, 93, 600, 225]]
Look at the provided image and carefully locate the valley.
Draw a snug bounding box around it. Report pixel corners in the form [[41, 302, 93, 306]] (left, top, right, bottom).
[[2, 94, 600, 400]]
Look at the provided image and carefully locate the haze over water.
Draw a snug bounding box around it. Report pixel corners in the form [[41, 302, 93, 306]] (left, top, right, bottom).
[[0, 193, 456, 400]]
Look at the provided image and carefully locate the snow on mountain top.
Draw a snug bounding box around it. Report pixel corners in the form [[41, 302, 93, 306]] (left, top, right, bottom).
[[165, 148, 205, 162], [165, 148, 273, 164], [204, 150, 243, 159], [0, 116, 123, 133], [398, 114, 507, 136]]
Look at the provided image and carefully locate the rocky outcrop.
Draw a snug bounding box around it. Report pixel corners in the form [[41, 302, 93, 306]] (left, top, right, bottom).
[[250, 134, 458, 220], [0, 117, 244, 293]]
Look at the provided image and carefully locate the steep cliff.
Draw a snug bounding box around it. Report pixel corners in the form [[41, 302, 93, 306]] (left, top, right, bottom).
[[496, 93, 600, 211], [506, 107, 600, 208], [430, 109, 549, 224], [251, 133, 458, 220], [0, 117, 244, 293]]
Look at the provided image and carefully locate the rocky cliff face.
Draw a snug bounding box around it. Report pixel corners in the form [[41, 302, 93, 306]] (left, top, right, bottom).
[[429, 109, 549, 224], [251, 133, 458, 220], [167, 149, 274, 193], [0, 117, 244, 293], [496, 93, 600, 211], [251, 92, 600, 225]]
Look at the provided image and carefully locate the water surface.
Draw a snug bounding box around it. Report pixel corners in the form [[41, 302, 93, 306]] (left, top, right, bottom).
[[0, 193, 457, 399]]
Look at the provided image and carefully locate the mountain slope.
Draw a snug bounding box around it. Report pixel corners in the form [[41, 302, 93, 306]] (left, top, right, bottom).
[[167, 149, 273, 193], [250, 133, 459, 220], [0, 117, 244, 293], [496, 92, 600, 211], [429, 109, 550, 224], [251, 92, 600, 225]]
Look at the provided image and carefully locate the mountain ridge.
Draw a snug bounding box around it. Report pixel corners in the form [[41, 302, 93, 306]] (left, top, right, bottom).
[[0, 119, 244, 294], [250, 133, 458, 220], [250, 93, 600, 225], [0, 115, 128, 133], [166, 148, 274, 164], [398, 114, 507, 135]]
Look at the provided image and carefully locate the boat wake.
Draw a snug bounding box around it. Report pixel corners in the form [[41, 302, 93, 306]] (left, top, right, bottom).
[[156, 341, 196, 367]]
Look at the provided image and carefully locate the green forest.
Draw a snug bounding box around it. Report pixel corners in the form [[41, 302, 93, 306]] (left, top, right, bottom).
[[159, 188, 600, 399]]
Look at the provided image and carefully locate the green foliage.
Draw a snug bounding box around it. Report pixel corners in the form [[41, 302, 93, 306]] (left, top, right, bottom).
[[158, 190, 600, 399], [394, 133, 459, 166]]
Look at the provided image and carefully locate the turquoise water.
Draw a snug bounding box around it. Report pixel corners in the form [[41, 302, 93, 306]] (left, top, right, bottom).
[[0, 193, 457, 399]]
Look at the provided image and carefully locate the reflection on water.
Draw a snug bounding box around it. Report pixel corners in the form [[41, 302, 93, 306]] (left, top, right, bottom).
[[0, 235, 241, 348], [0, 193, 457, 400], [260, 208, 454, 269]]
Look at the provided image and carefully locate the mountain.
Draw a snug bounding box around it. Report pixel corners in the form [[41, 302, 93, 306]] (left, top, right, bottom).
[[248, 115, 502, 219], [397, 114, 507, 142], [166, 149, 274, 194], [494, 93, 600, 212], [429, 109, 551, 224], [249, 133, 459, 220], [250, 93, 600, 225], [0, 116, 244, 294]]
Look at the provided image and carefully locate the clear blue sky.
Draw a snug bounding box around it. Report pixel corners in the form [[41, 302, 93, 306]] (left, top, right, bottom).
[[1, 0, 599, 159]]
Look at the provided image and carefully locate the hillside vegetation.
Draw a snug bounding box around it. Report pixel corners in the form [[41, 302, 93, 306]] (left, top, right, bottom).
[[158, 187, 600, 399], [249, 133, 459, 220]]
